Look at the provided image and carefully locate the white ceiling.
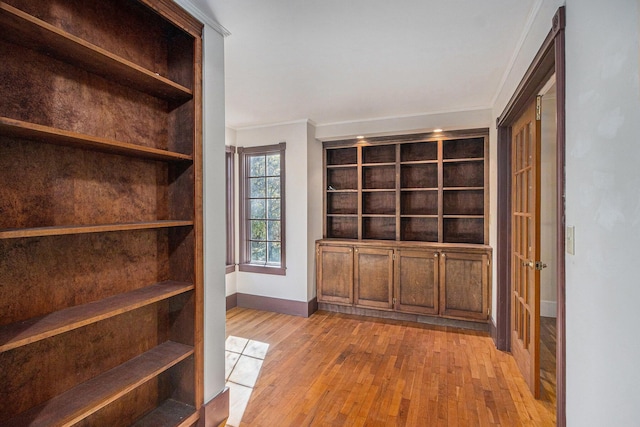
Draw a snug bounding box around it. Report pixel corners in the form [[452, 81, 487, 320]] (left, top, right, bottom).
[[191, 0, 538, 129]]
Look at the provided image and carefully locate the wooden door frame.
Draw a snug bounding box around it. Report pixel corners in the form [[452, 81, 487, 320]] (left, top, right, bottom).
[[495, 6, 566, 426]]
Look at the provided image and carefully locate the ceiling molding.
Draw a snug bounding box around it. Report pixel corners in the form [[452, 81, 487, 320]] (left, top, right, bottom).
[[173, 0, 231, 37], [316, 106, 493, 129], [231, 118, 316, 132], [490, 0, 544, 108]]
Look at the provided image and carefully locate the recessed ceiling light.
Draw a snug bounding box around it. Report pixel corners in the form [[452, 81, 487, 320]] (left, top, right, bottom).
[[433, 128, 443, 133], [356, 135, 365, 139]]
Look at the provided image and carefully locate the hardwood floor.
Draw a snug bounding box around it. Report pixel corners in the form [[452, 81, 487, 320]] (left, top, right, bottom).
[[539, 317, 557, 408], [226, 307, 556, 426]]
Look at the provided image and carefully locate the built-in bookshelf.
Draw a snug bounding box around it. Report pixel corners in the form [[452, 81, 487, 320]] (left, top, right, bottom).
[[323, 130, 488, 245], [0, 0, 204, 425]]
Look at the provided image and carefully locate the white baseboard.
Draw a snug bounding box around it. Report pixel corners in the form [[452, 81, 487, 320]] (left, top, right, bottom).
[[541, 300, 557, 318]]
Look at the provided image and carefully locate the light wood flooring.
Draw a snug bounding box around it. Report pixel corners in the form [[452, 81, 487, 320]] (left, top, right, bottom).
[[226, 307, 556, 426], [539, 317, 557, 409]]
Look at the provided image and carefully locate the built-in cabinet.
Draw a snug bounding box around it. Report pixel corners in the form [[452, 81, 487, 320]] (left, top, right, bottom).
[[318, 129, 491, 323], [317, 241, 491, 322], [0, 1, 204, 425]]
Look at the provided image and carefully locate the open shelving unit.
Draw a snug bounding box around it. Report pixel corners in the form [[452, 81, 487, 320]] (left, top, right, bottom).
[[318, 130, 491, 324], [323, 129, 489, 244], [0, 0, 204, 425]]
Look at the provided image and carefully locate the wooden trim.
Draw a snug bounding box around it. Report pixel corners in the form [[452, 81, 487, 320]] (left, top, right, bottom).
[[226, 293, 238, 311], [319, 302, 489, 331], [236, 293, 314, 318], [138, 0, 204, 37], [496, 125, 512, 351], [226, 145, 236, 270], [237, 143, 286, 274], [193, 31, 205, 411], [495, 6, 565, 426], [199, 387, 229, 427], [554, 7, 567, 426], [308, 297, 318, 316], [489, 317, 498, 342]]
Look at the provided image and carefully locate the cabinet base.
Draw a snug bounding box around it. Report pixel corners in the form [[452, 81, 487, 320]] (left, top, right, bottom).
[[318, 303, 488, 332]]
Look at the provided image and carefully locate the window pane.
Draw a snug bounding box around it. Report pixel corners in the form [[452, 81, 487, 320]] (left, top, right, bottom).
[[266, 154, 280, 176], [250, 177, 266, 198], [266, 177, 280, 198], [249, 155, 265, 177], [250, 199, 265, 219], [251, 241, 267, 263], [267, 242, 281, 264], [267, 220, 280, 241], [267, 199, 280, 219], [250, 220, 266, 240]]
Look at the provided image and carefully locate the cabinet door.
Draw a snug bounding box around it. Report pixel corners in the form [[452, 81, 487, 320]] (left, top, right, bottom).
[[439, 251, 489, 320], [395, 249, 439, 315], [317, 245, 354, 305], [354, 247, 394, 310]]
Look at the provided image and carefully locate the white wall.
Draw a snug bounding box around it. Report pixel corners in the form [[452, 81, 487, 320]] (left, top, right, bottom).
[[199, 24, 227, 405], [540, 92, 557, 317], [564, 0, 640, 424], [307, 123, 323, 299], [233, 121, 319, 303]]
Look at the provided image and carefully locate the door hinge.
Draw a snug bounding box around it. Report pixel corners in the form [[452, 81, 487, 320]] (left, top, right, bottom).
[[393, 253, 396, 260], [536, 95, 542, 120], [393, 297, 396, 304]]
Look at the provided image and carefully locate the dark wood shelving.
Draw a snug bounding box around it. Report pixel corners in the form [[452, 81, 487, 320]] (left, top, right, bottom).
[[0, 220, 193, 239], [1, 0, 203, 423], [0, 281, 194, 353], [326, 146, 357, 165], [362, 144, 395, 163], [0, 341, 194, 427], [319, 130, 490, 325], [323, 129, 488, 245], [0, 117, 192, 162], [0, 3, 192, 103]]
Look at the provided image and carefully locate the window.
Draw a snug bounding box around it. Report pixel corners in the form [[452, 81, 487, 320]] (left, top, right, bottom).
[[225, 145, 235, 274], [238, 143, 286, 275]]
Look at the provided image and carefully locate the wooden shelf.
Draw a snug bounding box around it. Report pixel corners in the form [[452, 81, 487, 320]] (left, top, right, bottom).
[[327, 214, 358, 217], [362, 214, 395, 218], [443, 215, 485, 219], [443, 158, 484, 163], [327, 189, 358, 193], [0, 3, 192, 103], [1, 341, 194, 427], [401, 215, 438, 218], [0, 281, 194, 353], [0, 220, 193, 239], [0, 117, 192, 162], [443, 187, 484, 191], [326, 164, 357, 169], [362, 162, 396, 167], [401, 187, 438, 191], [400, 160, 438, 165], [131, 399, 198, 427]]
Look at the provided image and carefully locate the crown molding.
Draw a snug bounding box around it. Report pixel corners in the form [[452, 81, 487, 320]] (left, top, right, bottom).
[[173, 0, 231, 37]]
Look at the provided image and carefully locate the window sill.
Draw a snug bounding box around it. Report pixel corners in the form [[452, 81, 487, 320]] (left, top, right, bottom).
[[225, 264, 236, 274], [238, 264, 286, 276]]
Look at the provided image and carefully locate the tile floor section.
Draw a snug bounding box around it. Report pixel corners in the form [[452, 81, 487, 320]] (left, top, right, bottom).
[[225, 336, 269, 427]]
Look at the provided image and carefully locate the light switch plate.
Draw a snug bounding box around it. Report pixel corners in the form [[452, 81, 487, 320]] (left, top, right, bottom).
[[566, 226, 575, 255]]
